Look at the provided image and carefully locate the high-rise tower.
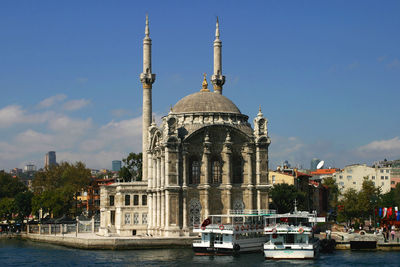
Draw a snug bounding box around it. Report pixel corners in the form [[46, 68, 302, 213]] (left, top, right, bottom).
[[211, 17, 225, 94], [139, 15, 156, 181], [45, 151, 56, 168]]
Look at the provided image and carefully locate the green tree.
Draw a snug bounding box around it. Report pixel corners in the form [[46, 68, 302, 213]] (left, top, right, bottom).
[[0, 197, 16, 221], [0, 172, 27, 198], [14, 191, 33, 220], [357, 178, 380, 221], [121, 152, 142, 181], [119, 166, 132, 181], [269, 183, 307, 213], [322, 176, 340, 210], [337, 188, 359, 225], [32, 161, 91, 217]]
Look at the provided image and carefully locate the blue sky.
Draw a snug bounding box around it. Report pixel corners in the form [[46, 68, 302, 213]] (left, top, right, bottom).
[[1, 0, 400, 170]]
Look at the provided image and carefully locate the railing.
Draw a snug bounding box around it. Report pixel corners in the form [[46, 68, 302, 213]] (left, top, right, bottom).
[[27, 220, 100, 235], [228, 209, 276, 215]]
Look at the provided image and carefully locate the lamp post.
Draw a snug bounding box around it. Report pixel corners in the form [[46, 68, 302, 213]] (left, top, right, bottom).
[[371, 195, 378, 231]]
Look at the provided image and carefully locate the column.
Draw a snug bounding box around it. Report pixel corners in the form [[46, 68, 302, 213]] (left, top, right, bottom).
[[157, 191, 161, 228], [161, 191, 165, 230], [148, 153, 153, 188], [165, 191, 170, 230], [165, 147, 170, 186], [226, 190, 232, 223], [182, 191, 188, 229], [257, 190, 261, 211], [156, 157, 161, 189], [204, 189, 210, 218], [182, 151, 187, 187], [152, 158, 157, 189], [152, 192, 157, 230], [256, 146, 261, 185], [148, 194, 153, 229], [161, 153, 165, 188]]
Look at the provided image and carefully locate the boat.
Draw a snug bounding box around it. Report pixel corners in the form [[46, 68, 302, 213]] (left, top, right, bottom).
[[263, 205, 325, 260], [192, 209, 276, 255]]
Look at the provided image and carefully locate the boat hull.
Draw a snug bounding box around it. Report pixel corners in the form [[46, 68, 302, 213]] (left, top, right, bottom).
[[193, 242, 264, 255], [264, 248, 316, 259]]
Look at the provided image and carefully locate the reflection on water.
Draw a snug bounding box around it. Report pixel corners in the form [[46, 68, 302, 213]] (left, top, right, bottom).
[[1, 239, 400, 266]]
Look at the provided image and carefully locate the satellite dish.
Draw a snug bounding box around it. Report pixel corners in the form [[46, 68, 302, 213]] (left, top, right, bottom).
[[317, 160, 325, 169]]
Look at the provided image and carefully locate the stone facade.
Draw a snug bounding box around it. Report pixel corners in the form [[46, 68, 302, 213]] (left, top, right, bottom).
[[333, 164, 391, 194], [99, 182, 148, 236], [99, 17, 271, 237]]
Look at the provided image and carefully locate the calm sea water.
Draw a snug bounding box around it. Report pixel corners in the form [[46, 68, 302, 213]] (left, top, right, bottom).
[[1, 239, 400, 266]]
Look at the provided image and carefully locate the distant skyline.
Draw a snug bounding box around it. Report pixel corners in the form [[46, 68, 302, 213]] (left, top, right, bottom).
[[1, 0, 400, 170]]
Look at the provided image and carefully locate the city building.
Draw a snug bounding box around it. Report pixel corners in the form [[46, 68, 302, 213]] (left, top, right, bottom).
[[310, 158, 321, 170], [45, 151, 56, 168], [269, 171, 294, 185], [377, 159, 400, 189], [333, 164, 391, 194], [99, 17, 271, 237], [112, 160, 122, 172], [24, 164, 36, 172]]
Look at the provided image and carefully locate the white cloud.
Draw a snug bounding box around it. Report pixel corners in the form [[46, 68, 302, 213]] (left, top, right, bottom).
[[377, 56, 386, 62], [0, 105, 54, 128], [346, 61, 359, 70], [358, 137, 400, 153], [48, 115, 93, 136], [62, 99, 91, 111], [111, 109, 132, 117], [76, 77, 88, 83], [37, 94, 67, 109], [0, 105, 25, 127], [387, 59, 400, 69]]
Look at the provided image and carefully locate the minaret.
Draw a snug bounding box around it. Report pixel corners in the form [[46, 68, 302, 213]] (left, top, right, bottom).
[[139, 14, 156, 181], [211, 17, 225, 94]]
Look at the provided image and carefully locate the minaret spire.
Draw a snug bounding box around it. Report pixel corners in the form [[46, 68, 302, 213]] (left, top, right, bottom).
[[211, 16, 225, 94], [140, 14, 156, 182], [145, 14, 150, 38]]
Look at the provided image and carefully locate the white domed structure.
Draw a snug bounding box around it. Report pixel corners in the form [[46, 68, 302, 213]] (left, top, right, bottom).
[[100, 16, 271, 238]]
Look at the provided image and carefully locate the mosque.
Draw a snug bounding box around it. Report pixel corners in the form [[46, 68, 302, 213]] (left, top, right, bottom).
[[99, 16, 271, 237]]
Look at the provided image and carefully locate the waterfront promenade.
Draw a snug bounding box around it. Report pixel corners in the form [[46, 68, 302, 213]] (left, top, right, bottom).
[[21, 232, 196, 250]]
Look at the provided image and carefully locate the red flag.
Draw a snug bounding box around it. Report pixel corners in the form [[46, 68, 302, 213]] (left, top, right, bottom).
[[201, 217, 211, 227], [388, 207, 393, 217]]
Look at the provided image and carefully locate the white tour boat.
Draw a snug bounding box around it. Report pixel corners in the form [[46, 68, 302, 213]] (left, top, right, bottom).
[[263, 206, 325, 260], [192, 209, 276, 255]]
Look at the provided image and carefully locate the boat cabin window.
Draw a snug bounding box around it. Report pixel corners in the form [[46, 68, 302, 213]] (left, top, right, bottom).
[[223, 234, 232, 243], [202, 233, 210, 241]]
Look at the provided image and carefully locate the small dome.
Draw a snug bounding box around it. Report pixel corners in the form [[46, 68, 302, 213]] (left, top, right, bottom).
[[172, 91, 241, 114]]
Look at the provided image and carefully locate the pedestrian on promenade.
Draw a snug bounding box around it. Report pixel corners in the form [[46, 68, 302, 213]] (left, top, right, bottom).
[[383, 225, 388, 242]]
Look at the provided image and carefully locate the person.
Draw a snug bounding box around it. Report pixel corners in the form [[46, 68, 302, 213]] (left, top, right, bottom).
[[326, 229, 331, 239], [391, 228, 395, 241], [383, 225, 388, 242]]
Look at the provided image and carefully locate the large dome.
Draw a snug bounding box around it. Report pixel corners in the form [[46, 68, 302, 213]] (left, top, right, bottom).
[[172, 91, 241, 114]]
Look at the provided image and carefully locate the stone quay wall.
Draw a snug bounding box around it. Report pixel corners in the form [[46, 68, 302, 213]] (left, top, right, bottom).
[[21, 233, 196, 250]]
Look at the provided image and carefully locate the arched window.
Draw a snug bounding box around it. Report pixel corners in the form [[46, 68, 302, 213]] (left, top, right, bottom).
[[189, 158, 200, 184], [233, 155, 243, 184], [212, 160, 222, 184]]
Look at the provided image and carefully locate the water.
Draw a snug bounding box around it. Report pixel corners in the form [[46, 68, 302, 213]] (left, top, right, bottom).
[[1, 239, 400, 266]]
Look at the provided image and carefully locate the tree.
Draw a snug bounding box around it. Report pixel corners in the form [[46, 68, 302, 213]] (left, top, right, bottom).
[[121, 152, 142, 181], [32, 161, 91, 217], [357, 178, 380, 221], [0, 172, 27, 198], [322, 176, 340, 210], [269, 183, 307, 213], [0, 197, 16, 221], [14, 191, 33, 220], [337, 188, 359, 226]]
